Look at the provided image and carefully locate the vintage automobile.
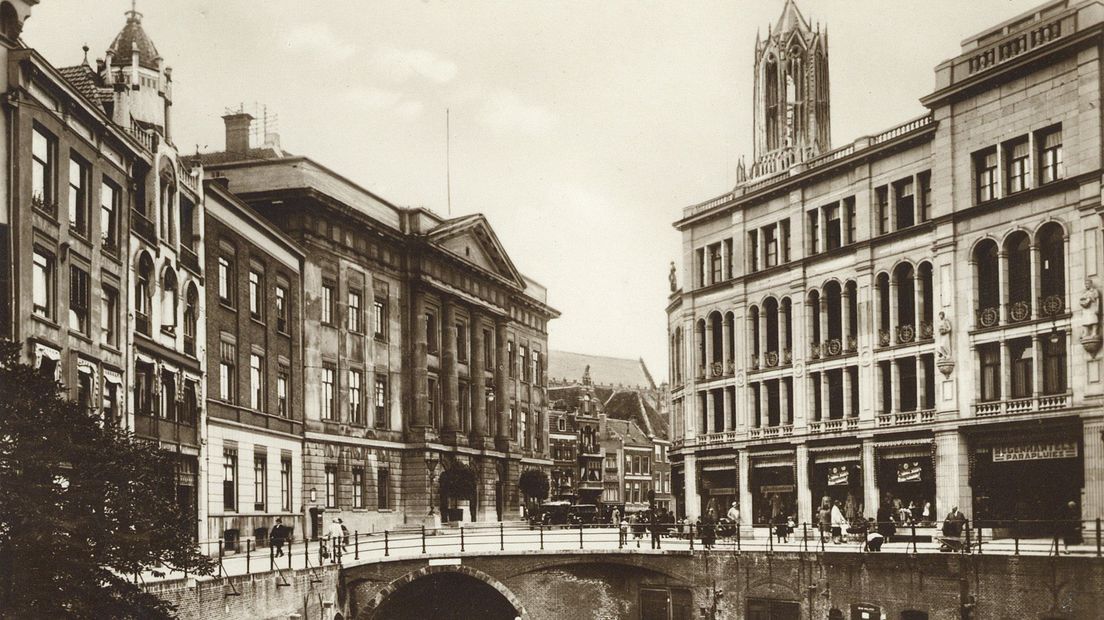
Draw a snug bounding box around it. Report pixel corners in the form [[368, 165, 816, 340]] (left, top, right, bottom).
[[531, 500, 572, 526], [568, 504, 600, 525]]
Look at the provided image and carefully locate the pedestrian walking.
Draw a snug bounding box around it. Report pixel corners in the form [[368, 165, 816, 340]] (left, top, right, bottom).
[[830, 500, 847, 544], [270, 518, 286, 557], [328, 518, 344, 562], [876, 501, 896, 542], [701, 509, 717, 550], [650, 509, 662, 549], [727, 501, 740, 526], [818, 498, 832, 543], [940, 506, 967, 552], [611, 507, 620, 527], [1061, 500, 1082, 554], [619, 518, 629, 547]]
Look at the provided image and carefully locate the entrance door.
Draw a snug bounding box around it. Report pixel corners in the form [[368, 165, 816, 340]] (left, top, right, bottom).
[[747, 598, 800, 620]]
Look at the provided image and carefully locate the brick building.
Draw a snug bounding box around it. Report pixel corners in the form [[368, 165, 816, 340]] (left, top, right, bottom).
[[669, 0, 1104, 528], [203, 179, 305, 548], [195, 114, 558, 534]]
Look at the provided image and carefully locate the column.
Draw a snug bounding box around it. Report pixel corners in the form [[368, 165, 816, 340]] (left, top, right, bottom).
[[780, 378, 791, 425], [685, 453, 701, 521], [915, 355, 926, 411], [889, 278, 900, 343], [706, 389, 716, 434], [817, 208, 828, 254], [760, 382, 771, 427], [820, 372, 830, 420], [780, 302, 790, 359], [862, 441, 879, 518], [1030, 244, 1041, 319], [1000, 340, 1011, 403], [874, 282, 884, 345], [759, 308, 769, 363], [1032, 335, 1043, 398], [442, 301, 460, 436], [699, 392, 708, 435], [935, 430, 971, 519], [842, 367, 853, 419], [466, 315, 483, 437], [818, 295, 829, 349], [842, 287, 852, 349], [842, 201, 852, 245], [796, 442, 812, 524], [738, 450, 752, 528], [494, 320, 510, 447], [412, 292, 430, 429], [758, 228, 768, 271], [888, 182, 897, 232], [914, 272, 926, 334], [1082, 417, 1104, 522], [890, 359, 901, 414], [805, 299, 815, 354], [704, 320, 714, 375], [998, 250, 1009, 322], [723, 387, 734, 432], [723, 315, 733, 370], [875, 362, 885, 416], [805, 376, 816, 426]]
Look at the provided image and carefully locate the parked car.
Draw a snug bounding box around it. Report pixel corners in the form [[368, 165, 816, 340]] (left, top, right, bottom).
[[568, 504, 599, 525], [532, 500, 572, 527]]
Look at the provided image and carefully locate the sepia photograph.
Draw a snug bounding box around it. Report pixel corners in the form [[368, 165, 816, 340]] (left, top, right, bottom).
[[0, 0, 1102, 618]]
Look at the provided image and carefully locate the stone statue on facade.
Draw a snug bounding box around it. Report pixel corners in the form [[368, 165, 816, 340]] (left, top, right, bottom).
[[669, 262, 678, 293], [936, 311, 955, 376], [1080, 278, 1102, 355]]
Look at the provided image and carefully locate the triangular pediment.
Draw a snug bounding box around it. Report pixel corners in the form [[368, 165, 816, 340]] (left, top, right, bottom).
[[428, 214, 525, 288]]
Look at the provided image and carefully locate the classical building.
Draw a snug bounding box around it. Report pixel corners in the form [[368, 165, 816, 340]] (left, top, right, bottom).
[[202, 179, 305, 549], [668, 0, 1104, 528], [195, 114, 557, 534], [0, 3, 208, 536]]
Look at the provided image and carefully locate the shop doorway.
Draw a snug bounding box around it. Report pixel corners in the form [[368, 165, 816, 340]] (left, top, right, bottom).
[[810, 460, 863, 523], [750, 461, 796, 525], [972, 439, 1082, 535], [876, 447, 935, 525]]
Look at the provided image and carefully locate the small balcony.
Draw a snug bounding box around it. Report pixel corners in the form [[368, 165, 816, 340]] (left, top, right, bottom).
[[973, 393, 1071, 417], [878, 330, 891, 347], [764, 351, 779, 368], [132, 210, 156, 245], [135, 311, 150, 336], [918, 321, 934, 341], [895, 325, 916, 345], [180, 245, 201, 275], [876, 409, 937, 428], [1005, 300, 1032, 324], [976, 306, 1000, 329], [700, 430, 741, 445], [822, 338, 843, 358], [748, 424, 793, 440], [808, 417, 859, 435], [1038, 294, 1065, 318]]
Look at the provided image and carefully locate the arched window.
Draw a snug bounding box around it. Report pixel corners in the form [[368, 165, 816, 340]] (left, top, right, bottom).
[[135, 253, 153, 335], [1005, 231, 1031, 322], [158, 159, 176, 245], [917, 262, 934, 338], [876, 273, 891, 346], [844, 281, 858, 351], [893, 263, 916, 343], [780, 298, 793, 362], [764, 298, 779, 366], [724, 312, 735, 370], [824, 281, 842, 345], [0, 2, 22, 41], [709, 311, 723, 368], [161, 267, 178, 333], [748, 306, 761, 366], [1038, 223, 1066, 316], [974, 240, 1000, 327], [184, 283, 198, 356], [807, 291, 821, 357]]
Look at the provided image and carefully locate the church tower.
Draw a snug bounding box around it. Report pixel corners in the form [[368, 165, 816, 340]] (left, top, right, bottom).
[[751, 0, 830, 178]]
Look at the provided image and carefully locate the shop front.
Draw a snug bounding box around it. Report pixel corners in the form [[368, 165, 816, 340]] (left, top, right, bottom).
[[750, 451, 796, 525], [697, 454, 737, 518], [874, 440, 936, 522], [808, 447, 863, 523], [970, 424, 1083, 533], [672, 460, 685, 519]]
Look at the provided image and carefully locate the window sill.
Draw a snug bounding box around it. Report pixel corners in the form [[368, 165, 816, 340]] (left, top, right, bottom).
[[67, 329, 93, 344], [31, 313, 60, 329], [219, 300, 236, 311], [373, 335, 387, 343], [250, 315, 265, 325]]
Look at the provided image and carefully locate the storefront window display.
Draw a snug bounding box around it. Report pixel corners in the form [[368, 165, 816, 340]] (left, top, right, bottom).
[[875, 443, 935, 525], [809, 452, 863, 524], [750, 455, 796, 525], [971, 433, 1082, 533]]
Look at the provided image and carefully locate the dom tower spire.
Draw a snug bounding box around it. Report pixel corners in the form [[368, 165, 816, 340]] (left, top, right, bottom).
[[751, 0, 830, 178]]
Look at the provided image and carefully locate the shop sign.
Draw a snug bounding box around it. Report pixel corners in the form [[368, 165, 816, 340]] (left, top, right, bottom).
[[759, 484, 795, 493], [708, 487, 736, 495], [828, 465, 850, 486], [992, 441, 1078, 462], [896, 461, 922, 483]]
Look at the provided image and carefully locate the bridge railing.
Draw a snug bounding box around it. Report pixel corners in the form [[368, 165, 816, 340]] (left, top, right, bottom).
[[138, 517, 1102, 585]]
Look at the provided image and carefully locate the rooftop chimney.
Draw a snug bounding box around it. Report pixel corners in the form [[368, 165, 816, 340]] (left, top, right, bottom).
[[222, 112, 253, 154]]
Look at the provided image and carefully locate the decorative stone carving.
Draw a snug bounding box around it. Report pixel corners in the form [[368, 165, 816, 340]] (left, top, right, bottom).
[[936, 311, 955, 376], [668, 261, 678, 293], [1080, 278, 1102, 356]]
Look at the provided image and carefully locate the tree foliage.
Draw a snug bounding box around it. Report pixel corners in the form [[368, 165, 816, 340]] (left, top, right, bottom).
[[518, 469, 549, 503], [438, 465, 477, 500], [0, 340, 213, 618]]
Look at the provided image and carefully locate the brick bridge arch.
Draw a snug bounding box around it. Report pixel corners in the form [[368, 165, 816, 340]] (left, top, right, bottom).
[[354, 564, 530, 620]]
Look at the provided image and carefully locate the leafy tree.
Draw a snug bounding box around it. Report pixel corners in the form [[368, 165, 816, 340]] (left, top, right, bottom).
[[0, 340, 213, 618], [518, 469, 549, 517]]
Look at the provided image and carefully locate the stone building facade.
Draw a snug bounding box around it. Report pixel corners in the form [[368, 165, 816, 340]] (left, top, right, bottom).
[[203, 179, 305, 548], [669, 0, 1104, 528], [196, 115, 558, 533]]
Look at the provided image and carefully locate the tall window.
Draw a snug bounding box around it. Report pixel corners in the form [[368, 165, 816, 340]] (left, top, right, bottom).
[[724, 238, 734, 277], [68, 156, 89, 235], [347, 289, 362, 332], [1039, 126, 1063, 184], [68, 265, 90, 335], [324, 466, 336, 508], [32, 127, 54, 211], [979, 343, 1001, 402], [160, 269, 177, 332], [917, 173, 932, 223], [277, 367, 289, 417], [764, 225, 779, 266], [134, 361, 154, 415], [179, 197, 196, 252], [183, 285, 198, 356], [248, 270, 263, 319], [1006, 138, 1030, 193], [254, 455, 267, 511], [322, 363, 336, 420], [708, 243, 722, 282], [280, 458, 292, 512], [844, 199, 856, 244], [219, 340, 237, 402], [32, 248, 54, 319], [483, 329, 493, 366], [377, 468, 391, 509], [508, 341, 516, 378], [426, 311, 439, 353], [321, 282, 335, 325], [100, 179, 118, 249], [427, 377, 438, 427], [349, 369, 363, 424], [101, 286, 118, 347], [894, 178, 915, 229], [1043, 335, 1067, 395], [1010, 338, 1033, 399], [807, 210, 819, 254], [374, 375, 388, 429], [250, 354, 265, 411], [352, 468, 364, 509], [223, 448, 238, 511], [976, 148, 998, 203], [780, 219, 791, 262], [457, 322, 468, 363], [275, 283, 289, 333], [824, 205, 841, 250], [373, 297, 387, 340], [876, 186, 889, 234], [217, 256, 234, 305], [520, 345, 530, 383]]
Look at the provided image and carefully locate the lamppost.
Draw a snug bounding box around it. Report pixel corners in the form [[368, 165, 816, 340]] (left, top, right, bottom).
[[426, 451, 440, 526]]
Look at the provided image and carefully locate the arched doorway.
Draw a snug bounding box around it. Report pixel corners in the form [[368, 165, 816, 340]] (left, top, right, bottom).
[[370, 570, 524, 620]]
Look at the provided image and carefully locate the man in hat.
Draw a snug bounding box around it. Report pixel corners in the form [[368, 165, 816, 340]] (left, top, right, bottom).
[[328, 518, 345, 563]]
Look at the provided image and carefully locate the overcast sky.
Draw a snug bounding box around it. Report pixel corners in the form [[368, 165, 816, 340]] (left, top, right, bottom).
[[27, 0, 1043, 379]]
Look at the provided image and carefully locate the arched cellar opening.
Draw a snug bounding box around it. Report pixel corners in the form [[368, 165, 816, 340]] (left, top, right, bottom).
[[372, 572, 520, 620]]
